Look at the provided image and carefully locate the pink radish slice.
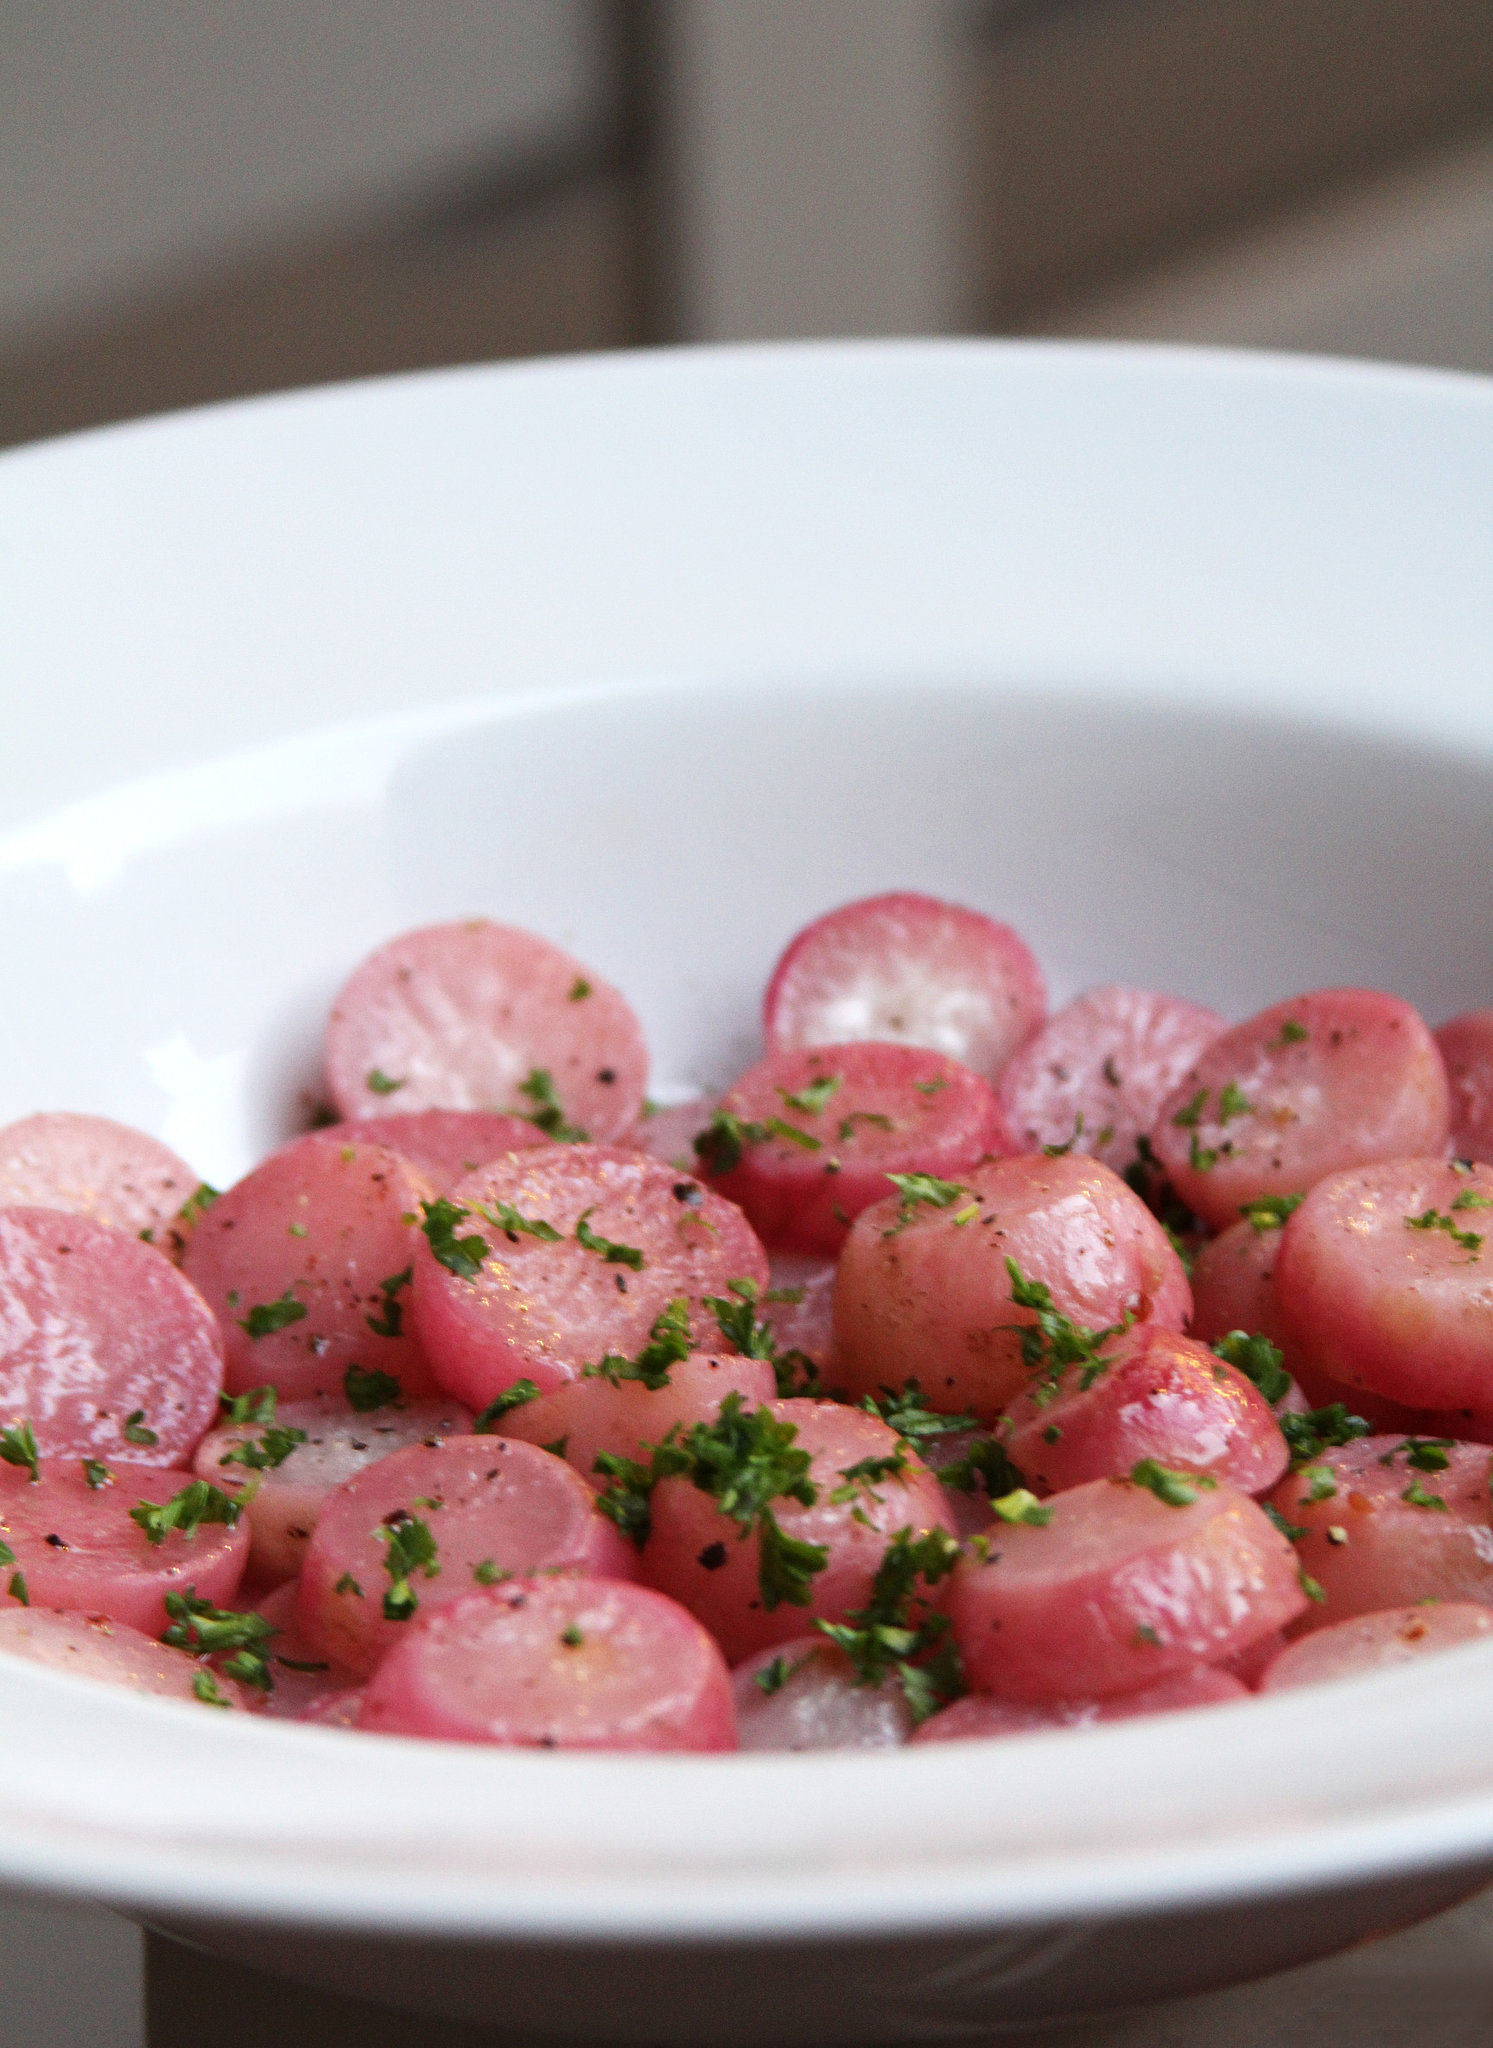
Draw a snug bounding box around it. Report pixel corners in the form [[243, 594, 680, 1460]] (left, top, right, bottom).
[[250, 1582, 361, 1719], [495, 1354, 777, 1490], [410, 1146, 768, 1409], [629, 1100, 717, 1171], [1148, 989, 1450, 1232], [180, 1133, 437, 1404], [761, 1252, 838, 1376], [909, 1665, 1246, 1741], [1260, 1603, 1493, 1692], [641, 1400, 956, 1665], [763, 893, 1045, 1081], [1188, 1216, 1297, 1356], [331, 1112, 550, 1189], [832, 1154, 1190, 1422], [0, 1606, 248, 1707], [1436, 1011, 1493, 1163], [195, 1396, 471, 1584], [324, 920, 648, 1140], [358, 1579, 737, 1751], [732, 1637, 912, 1750], [0, 1460, 249, 1634], [296, 1434, 634, 1675], [1273, 1159, 1493, 1410], [1000, 1325, 1287, 1498], [993, 986, 1225, 1174], [700, 1042, 1003, 1255], [0, 1113, 200, 1242], [1216, 1627, 1288, 1689], [949, 1475, 1304, 1700], [0, 1207, 223, 1466], [300, 1686, 366, 1727], [1267, 1435, 1493, 1624]]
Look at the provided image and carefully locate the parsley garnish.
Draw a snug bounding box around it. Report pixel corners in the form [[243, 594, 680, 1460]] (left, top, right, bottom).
[[1239, 1193, 1304, 1233], [1004, 1258, 1125, 1406], [193, 1670, 232, 1708], [176, 1182, 219, 1227], [814, 1527, 963, 1723], [1280, 1403, 1370, 1466], [1188, 1134, 1222, 1172], [474, 1198, 563, 1245], [472, 1378, 541, 1431], [989, 1487, 1052, 1526], [568, 977, 592, 1002], [236, 1289, 308, 1338], [1270, 1020, 1309, 1047], [573, 1208, 645, 1270], [471, 1558, 507, 1585], [219, 1421, 308, 1472], [1402, 1479, 1449, 1511], [704, 1278, 820, 1397], [882, 1172, 972, 1236], [859, 1382, 978, 1447], [163, 1588, 278, 1692], [779, 1074, 841, 1116], [1216, 1081, 1253, 1123], [377, 1511, 440, 1621], [838, 1110, 895, 1142], [5, 1572, 25, 1605], [913, 1076, 948, 1096], [0, 1421, 40, 1483], [560, 1622, 584, 1647], [1299, 1464, 1338, 1504], [334, 1571, 363, 1598], [81, 1460, 112, 1490], [420, 1196, 490, 1280], [753, 1652, 808, 1696], [122, 1409, 158, 1446], [829, 1451, 910, 1505], [365, 1265, 413, 1339], [934, 1434, 1028, 1500], [1406, 1208, 1483, 1255], [1211, 1329, 1292, 1407], [366, 1068, 405, 1095], [588, 1298, 692, 1390], [1042, 1114, 1085, 1158], [1131, 1459, 1217, 1507], [1171, 1089, 1208, 1129], [1264, 1501, 1306, 1543], [1452, 1189, 1493, 1212], [515, 1068, 588, 1143], [218, 1386, 277, 1427], [130, 1480, 242, 1546], [344, 1362, 404, 1412]]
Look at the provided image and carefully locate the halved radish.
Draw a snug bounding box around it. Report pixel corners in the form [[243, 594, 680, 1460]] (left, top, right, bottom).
[[832, 1153, 1190, 1421], [409, 1145, 767, 1408], [993, 986, 1225, 1173], [331, 1111, 550, 1189], [948, 1473, 1304, 1699], [0, 1207, 223, 1466], [180, 1132, 437, 1404], [495, 1354, 777, 1490], [1188, 1213, 1296, 1354], [697, 1042, 1003, 1254], [1267, 1434, 1493, 1623], [295, 1434, 633, 1675], [0, 1113, 200, 1243], [194, 1394, 472, 1584], [0, 1606, 248, 1708], [358, 1579, 737, 1750], [731, 1637, 912, 1750], [324, 920, 648, 1140], [909, 1665, 1247, 1741], [763, 894, 1045, 1080], [1259, 1603, 1493, 1691], [1436, 1010, 1493, 1163], [250, 1581, 362, 1720], [1148, 989, 1450, 1232], [0, 1460, 249, 1634], [1000, 1324, 1287, 1497], [1274, 1159, 1493, 1411]]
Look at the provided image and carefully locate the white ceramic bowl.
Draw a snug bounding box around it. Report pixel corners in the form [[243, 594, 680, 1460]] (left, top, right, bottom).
[[1, 341, 1492, 2040]]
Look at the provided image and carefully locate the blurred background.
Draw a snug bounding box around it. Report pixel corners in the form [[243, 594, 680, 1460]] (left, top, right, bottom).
[[5, 0, 1493, 452]]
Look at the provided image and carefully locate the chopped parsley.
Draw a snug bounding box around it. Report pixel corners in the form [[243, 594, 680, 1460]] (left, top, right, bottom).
[[236, 1289, 308, 1339], [778, 1074, 842, 1116], [515, 1068, 589, 1143], [573, 1208, 645, 1270], [1380, 1435, 1456, 1472], [163, 1589, 278, 1692], [1264, 1501, 1306, 1543], [472, 1558, 507, 1586], [814, 1527, 963, 1723], [377, 1511, 441, 1620], [1211, 1329, 1292, 1407], [934, 1434, 1028, 1500], [334, 1571, 363, 1598], [989, 1487, 1051, 1526], [1171, 1089, 1208, 1130], [1405, 1207, 1483, 1255], [344, 1362, 405, 1412], [753, 1651, 809, 1696], [1188, 1134, 1222, 1173], [829, 1451, 910, 1505], [882, 1172, 972, 1236], [130, 1480, 242, 1546], [568, 977, 592, 1002], [838, 1110, 895, 1142], [176, 1182, 220, 1227], [5, 1572, 24, 1605], [1402, 1479, 1449, 1512], [1280, 1403, 1370, 1466], [219, 1418, 307, 1471], [1216, 1081, 1253, 1123], [1130, 1459, 1217, 1507], [1042, 1114, 1085, 1158], [420, 1197, 490, 1280], [1452, 1189, 1493, 1212], [1004, 1258, 1125, 1406], [81, 1460, 112, 1490], [193, 1671, 232, 1708], [122, 1409, 158, 1447], [859, 1382, 978, 1447], [587, 1298, 692, 1390], [1269, 1020, 1309, 1047], [474, 1198, 563, 1245], [0, 1421, 40, 1483], [366, 1068, 405, 1095], [218, 1386, 277, 1427], [365, 1265, 413, 1339], [1239, 1193, 1305, 1233], [913, 1076, 948, 1096], [704, 1278, 820, 1397], [1299, 1464, 1338, 1504], [472, 1379, 541, 1431]]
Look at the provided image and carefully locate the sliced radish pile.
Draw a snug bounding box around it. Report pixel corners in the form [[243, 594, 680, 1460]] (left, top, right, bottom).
[[1268, 1434, 1493, 1623], [358, 1579, 736, 1750], [180, 1133, 437, 1404], [0, 1460, 249, 1635], [699, 1041, 1003, 1253], [1260, 1603, 1493, 1692], [0, 1113, 199, 1243], [832, 1153, 1190, 1421], [993, 986, 1225, 1174], [999, 1325, 1287, 1498], [324, 920, 648, 1140], [195, 1395, 472, 1584], [763, 893, 1045, 1079], [1148, 989, 1450, 1232], [410, 1145, 767, 1408], [0, 1607, 249, 1707], [948, 1474, 1304, 1700], [0, 1207, 223, 1465], [731, 1638, 912, 1751], [1435, 1011, 1493, 1164], [909, 1665, 1247, 1741], [331, 1111, 550, 1189], [296, 1434, 633, 1675]]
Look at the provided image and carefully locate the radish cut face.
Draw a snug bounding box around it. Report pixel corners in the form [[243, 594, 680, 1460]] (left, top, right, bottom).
[[331, 1111, 550, 1190], [0, 1113, 199, 1244], [0, 1607, 250, 1708], [909, 1665, 1247, 1742], [731, 1637, 912, 1751], [763, 893, 1045, 1081], [1260, 1603, 1493, 1692]]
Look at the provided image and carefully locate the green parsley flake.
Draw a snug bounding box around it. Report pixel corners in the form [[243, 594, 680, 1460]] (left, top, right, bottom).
[[236, 1290, 308, 1339], [990, 1487, 1052, 1527], [1171, 1089, 1208, 1130], [1239, 1193, 1305, 1233], [334, 1572, 364, 1598], [193, 1670, 232, 1707], [1131, 1459, 1217, 1507], [365, 1264, 413, 1339], [420, 1197, 490, 1280], [560, 1623, 584, 1647], [219, 1386, 277, 1427], [5, 1571, 25, 1605], [219, 1421, 308, 1472], [1004, 1258, 1126, 1406], [913, 1076, 948, 1096], [130, 1481, 242, 1546], [1134, 1623, 1162, 1647], [0, 1421, 40, 1483], [778, 1073, 842, 1116], [1402, 1478, 1450, 1511], [753, 1652, 808, 1696], [573, 1207, 645, 1270], [1452, 1189, 1493, 1212], [515, 1068, 589, 1143], [587, 1299, 692, 1390], [122, 1409, 158, 1446], [1280, 1403, 1370, 1466], [366, 1068, 405, 1095], [813, 1527, 963, 1724], [1300, 1464, 1337, 1504], [472, 1379, 541, 1431], [1216, 1081, 1253, 1123], [1405, 1208, 1483, 1255], [1211, 1329, 1292, 1407], [344, 1363, 405, 1412], [81, 1460, 112, 1490], [472, 1559, 507, 1586], [378, 1511, 441, 1621], [838, 1110, 894, 1142], [1042, 1114, 1085, 1158], [1270, 1020, 1310, 1047], [568, 977, 592, 1002], [163, 1589, 278, 1693], [882, 1172, 972, 1236]]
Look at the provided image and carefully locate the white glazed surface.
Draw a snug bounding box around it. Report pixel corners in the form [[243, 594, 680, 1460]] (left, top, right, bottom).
[[1, 342, 1492, 2030]]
